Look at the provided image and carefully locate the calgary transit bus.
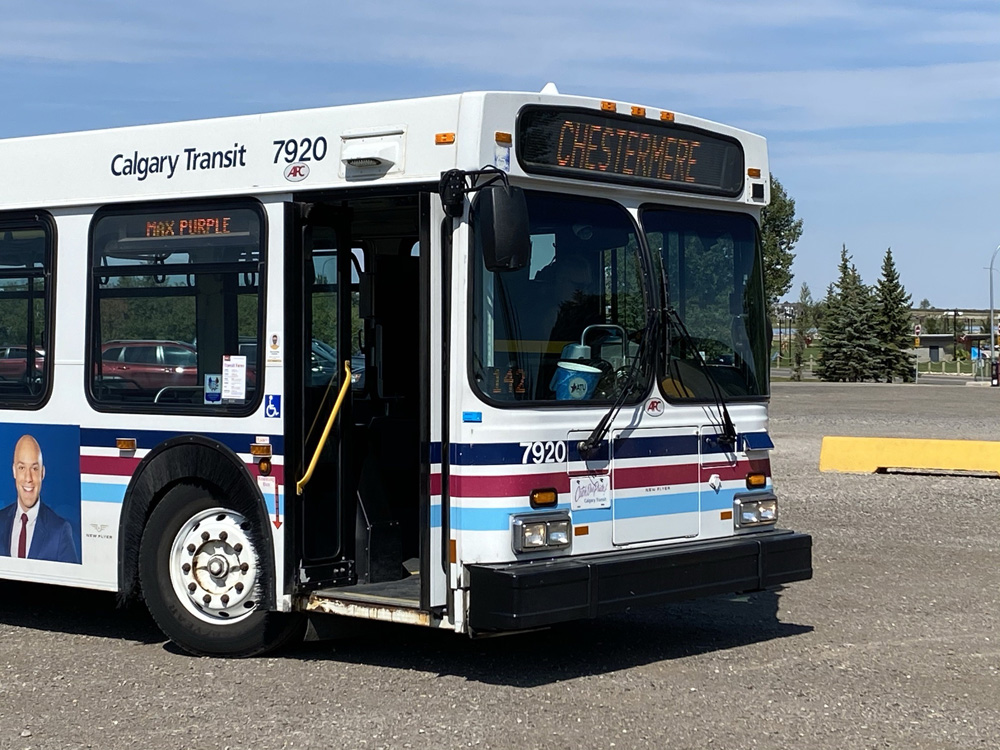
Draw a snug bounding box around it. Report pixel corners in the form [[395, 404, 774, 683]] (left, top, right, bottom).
[[0, 87, 811, 655]]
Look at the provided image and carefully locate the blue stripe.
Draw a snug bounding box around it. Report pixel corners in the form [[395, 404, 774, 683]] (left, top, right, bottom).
[[444, 432, 764, 468], [571, 506, 613, 523], [82, 482, 127, 504], [615, 491, 699, 519]]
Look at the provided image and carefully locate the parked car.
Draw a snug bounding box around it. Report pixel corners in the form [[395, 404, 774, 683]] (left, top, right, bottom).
[[100, 340, 198, 391], [0, 346, 45, 380]]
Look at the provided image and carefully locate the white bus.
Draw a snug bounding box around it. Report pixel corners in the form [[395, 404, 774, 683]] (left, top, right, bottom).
[[0, 88, 811, 655]]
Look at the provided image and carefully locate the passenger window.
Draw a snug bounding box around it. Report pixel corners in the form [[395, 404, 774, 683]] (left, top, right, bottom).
[[0, 213, 54, 407], [88, 201, 265, 413]]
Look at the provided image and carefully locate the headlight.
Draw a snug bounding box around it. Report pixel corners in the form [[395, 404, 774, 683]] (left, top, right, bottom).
[[512, 512, 572, 553], [734, 494, 778, 528]]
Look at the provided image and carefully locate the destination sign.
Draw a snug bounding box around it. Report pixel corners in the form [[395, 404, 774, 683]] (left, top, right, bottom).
[[145, 216, 232, 237], [516, 106, 745, 196]]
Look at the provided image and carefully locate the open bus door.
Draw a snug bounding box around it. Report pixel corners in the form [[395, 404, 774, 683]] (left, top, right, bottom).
[[284, 191, 448, 620], [286, 203, 355, 588]]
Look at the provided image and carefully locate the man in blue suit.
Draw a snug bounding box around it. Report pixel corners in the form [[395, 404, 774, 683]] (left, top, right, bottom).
[[0, 434, 79, 564]]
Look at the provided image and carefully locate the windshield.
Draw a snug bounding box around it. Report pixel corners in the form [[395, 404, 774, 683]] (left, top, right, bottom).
[[642, 206, 768, 400], [471, 191, 650, 404]]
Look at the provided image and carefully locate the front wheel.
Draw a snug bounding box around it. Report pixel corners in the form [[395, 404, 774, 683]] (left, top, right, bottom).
[[139, 483, 302, 657]]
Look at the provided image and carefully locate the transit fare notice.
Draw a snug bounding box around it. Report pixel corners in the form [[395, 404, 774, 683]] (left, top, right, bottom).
[[517, 106, 745, 196]]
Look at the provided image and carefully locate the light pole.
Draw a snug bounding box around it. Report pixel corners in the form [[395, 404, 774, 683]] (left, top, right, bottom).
[[991, 244, 1000, 365]]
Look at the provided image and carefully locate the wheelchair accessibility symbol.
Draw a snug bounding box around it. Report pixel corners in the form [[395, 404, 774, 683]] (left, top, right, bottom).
[[264, 395, 281, 418]]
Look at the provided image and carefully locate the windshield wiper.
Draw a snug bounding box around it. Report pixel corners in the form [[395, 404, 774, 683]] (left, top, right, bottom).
[[664, 306, 737, 446], [577, 313, 659, 459]]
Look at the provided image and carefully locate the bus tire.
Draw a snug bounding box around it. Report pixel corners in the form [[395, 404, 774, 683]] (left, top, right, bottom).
[[138, 482, 303, 657]]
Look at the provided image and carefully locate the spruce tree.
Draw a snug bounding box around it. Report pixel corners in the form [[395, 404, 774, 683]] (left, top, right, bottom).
[[791, 283, 814, 381], [873, 248, 915, 382], [816, 246, 881, 381]]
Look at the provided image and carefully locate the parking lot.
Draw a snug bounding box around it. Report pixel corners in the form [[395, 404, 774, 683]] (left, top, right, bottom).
[[2, 382, 1000, 750]]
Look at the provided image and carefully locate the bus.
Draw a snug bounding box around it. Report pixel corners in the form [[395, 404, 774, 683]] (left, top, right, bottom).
[[0, 87, 812, 656]]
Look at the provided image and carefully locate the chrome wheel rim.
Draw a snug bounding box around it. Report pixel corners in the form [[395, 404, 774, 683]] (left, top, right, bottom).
[[168, 507, 260, 624]]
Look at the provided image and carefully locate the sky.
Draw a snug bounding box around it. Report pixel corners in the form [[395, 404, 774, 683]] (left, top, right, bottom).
[[2, 0, 998, 309]]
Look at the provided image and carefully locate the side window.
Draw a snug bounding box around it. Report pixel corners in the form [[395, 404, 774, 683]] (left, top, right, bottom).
[[0, 213, 54, 408], [88, 202, 265, 413]]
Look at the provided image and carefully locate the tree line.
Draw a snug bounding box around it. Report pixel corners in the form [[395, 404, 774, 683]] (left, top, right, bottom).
[[761, 177, 915, 383]]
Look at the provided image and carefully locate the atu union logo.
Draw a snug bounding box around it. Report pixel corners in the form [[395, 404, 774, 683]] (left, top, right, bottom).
[[645, 398, 665, 417], [284, 163, 310, 182]]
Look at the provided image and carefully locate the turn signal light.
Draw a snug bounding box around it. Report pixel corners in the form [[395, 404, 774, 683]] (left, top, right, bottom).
[[746, 473, 767, 489], [250, 443, 272, 457], [530, 488, 558, 508]]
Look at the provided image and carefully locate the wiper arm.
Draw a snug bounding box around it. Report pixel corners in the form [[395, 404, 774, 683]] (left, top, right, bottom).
[[665, 307, 737, 446], [577, 314, 659, 459]]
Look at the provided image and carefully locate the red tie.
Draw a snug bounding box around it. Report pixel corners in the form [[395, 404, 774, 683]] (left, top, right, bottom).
[[17, 513, 27, 558]]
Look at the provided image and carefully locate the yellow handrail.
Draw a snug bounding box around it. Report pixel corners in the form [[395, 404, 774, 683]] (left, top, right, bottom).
[[296, 361, 352, 496]]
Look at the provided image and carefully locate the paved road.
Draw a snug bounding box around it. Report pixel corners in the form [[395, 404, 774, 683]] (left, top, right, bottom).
[[3, 383, 1000, 749]]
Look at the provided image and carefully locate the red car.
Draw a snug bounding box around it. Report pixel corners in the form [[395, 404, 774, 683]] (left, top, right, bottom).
[[99, 340, 198, 391], [0, 346, 45, 380]]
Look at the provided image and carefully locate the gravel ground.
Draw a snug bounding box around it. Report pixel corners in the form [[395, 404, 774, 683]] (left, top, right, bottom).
[[2, 381, 999, 750]]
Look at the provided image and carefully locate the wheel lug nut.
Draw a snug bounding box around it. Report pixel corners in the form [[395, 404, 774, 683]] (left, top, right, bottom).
[[188, 583, 197, 592], [235, 582, 244, 593], [182, 563, 191, 574], [187, 544, 196, 554], [240, 562, 249, 573], [203, 594, 211, 604], [219, 531, 228, 541], [201, 531, 210, 541], [234, 543, 243, 553], [221, 594, 230, 605]]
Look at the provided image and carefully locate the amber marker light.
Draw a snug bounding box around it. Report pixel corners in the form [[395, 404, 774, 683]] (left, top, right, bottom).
[[746, 473, 767, 489], [530, 488, 558, 509], [660, 111, 675, 122], [495, 131, 512, 145], [435, 132, 456, 145], [631, 106, 646, 118], [250, 442, 272, 458], [258, 458, 272, 476], [720, 510, 733, 521], [747, 168, 762, 178], [116, 437, 137, 451], [601, 100, 617, 112], [574, 525, 590, 536]]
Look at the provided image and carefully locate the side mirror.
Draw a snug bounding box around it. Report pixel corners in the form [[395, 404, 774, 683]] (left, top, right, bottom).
[[474, 185, 531, 272]]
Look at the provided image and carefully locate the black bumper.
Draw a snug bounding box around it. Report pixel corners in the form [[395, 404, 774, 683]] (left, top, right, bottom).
[[467, 529, 812, 631]]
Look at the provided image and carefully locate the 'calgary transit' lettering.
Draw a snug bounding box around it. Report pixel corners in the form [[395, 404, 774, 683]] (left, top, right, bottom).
[[110, 143, 248, 182]]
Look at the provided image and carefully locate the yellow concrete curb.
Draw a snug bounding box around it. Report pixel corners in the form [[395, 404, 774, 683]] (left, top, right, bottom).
[[819, 436, 1000, 475]]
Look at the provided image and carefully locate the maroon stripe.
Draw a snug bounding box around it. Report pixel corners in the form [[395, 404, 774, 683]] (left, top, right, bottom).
[[451, 471, 569, 498], [612, 463, 700, 489], [80, 454, 286, 484]]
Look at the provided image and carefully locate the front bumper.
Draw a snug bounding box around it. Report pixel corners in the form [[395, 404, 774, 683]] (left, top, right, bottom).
[[467, 529, 812, 631]]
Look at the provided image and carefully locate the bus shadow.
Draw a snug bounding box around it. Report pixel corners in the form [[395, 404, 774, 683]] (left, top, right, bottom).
[[291, 589, 812, 687], [0, 579, 811, 684], [0, 579, 163, 646]]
